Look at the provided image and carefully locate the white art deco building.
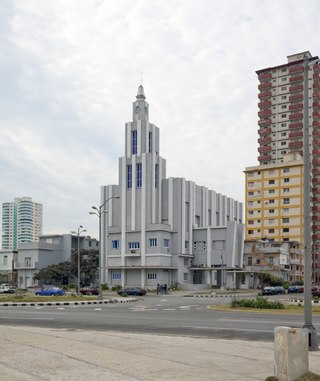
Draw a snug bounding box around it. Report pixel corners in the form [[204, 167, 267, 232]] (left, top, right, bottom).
[[99, 86, 244, 289]]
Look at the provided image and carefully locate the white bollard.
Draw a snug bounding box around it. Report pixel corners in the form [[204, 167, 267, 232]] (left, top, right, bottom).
[[274, 326, 308, 381]]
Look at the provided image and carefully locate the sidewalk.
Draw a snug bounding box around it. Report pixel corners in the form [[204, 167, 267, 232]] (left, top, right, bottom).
[[0, 325, 319, 380]]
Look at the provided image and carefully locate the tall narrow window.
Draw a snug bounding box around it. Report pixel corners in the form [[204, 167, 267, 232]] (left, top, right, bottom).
[[137, 163, 142, 187], [155, 164, 159, 188], [132, 130, 137, 154], [149, 131, 152, 153], [127, 165, 132, 188]]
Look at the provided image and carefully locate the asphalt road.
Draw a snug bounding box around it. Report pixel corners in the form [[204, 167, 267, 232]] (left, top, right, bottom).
[[1, 294, 319, 341]]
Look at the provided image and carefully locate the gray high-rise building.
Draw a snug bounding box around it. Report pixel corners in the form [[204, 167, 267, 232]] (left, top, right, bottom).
[[99, 86, 244, 290], [2, 197, 43, 250]]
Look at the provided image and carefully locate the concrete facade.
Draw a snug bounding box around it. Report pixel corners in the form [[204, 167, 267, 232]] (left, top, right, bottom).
[[15, 234, 98, 288], [100, 86, 244, 290]]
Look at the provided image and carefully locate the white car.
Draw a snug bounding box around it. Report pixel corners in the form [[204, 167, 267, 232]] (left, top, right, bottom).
[[0, 284, 15, 294]]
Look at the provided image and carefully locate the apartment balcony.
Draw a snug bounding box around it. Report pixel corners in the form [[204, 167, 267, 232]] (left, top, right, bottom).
[[288, 141, 303, 148], [313, 73, 320, 79], [289, 131, 303, 139], [289, 84, 303, 92], [312, 215, 320, 222], [258, 82, 272, 90], [259, 72, 272, 80], [289, 75, 303, 83], [312, 234, 320, 240], [289, 122, 303, 130], [289, 65, 304, 74], [258, 101, 272, 108], [312, 149, 320, 156], [313, 178, 320, 185], [313, 125, 320, 135], [289, 113, 303, 120], [258, 119, 271, 126], [289, 94, 303, 101], [313, 159, 320, 167], [258, 110, 272, 117], [313, 111, 320, 119], [258, 91, 272, 99], [258, 127, 272, 135], [314, 82, 320, 90], [258, 146, 271, 153], [258, 154, 272, 161], [258, 136, 272, 143], [14, 262, 38, 269], [313, 102, 320, 109], [289, 103, 303, 111], [312, 169, 320, 176]]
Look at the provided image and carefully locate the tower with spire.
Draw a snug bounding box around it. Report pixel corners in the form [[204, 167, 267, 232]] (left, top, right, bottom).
[[99, 86, 243, 290]]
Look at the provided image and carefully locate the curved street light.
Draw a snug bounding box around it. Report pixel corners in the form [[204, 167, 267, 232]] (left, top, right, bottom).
[[90, 196, 120, 300], [71, 225, 87, 295]]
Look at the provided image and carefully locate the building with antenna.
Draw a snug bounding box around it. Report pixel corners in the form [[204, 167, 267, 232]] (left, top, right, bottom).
[[98, 86, 244, 290]]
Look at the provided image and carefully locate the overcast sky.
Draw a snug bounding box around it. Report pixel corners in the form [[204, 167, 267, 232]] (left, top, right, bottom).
[[1, 0, 319, 240]]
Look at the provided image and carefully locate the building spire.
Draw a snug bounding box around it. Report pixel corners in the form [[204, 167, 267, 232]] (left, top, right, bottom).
[[136, 84, 146, 100]]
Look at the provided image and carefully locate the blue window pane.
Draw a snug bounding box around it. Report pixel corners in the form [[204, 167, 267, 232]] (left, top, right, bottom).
[[132, 130, 137, 154], [137, 163, 142, 188], [149, 131, 152, 153], [127, 165, 132, 188]]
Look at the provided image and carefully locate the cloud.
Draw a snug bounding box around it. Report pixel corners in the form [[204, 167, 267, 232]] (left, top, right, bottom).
[[1, 0, 320, 239]]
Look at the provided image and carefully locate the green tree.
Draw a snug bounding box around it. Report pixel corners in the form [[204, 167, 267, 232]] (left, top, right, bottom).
[[70, 248, 99, 285]]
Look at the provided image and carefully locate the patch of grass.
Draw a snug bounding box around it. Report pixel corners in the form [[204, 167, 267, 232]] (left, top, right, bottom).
[[231, 296, 284, 309]]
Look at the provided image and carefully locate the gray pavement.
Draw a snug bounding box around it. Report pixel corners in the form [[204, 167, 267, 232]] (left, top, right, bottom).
[[0, 325, 320, 380]]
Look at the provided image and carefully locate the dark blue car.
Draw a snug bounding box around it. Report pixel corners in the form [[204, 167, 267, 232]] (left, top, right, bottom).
[[35, 287, 65, 296]]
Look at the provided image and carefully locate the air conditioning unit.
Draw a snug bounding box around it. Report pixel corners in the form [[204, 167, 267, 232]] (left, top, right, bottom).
[[130, 249, 136, 254]]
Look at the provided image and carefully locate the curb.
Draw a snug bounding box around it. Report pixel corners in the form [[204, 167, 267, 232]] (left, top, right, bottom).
[[191, 293, 257, 298], [0, 297, 137, 307]]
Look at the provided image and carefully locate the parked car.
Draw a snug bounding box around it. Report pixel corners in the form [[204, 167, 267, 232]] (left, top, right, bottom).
[[274, 286, 286, 295], [80, 286, 99, 296], [287, 285, 303, 293], [117, 287, 146, 296], [262, 287, 276, 296], [0, 284, 15, 294], [312, 288, 320, 297], [35, 287, 65, 296]]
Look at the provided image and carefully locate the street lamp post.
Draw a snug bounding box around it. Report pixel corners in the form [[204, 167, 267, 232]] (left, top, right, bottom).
[[303, 55, 319, 350], [90, 196, 120, 300], [71, 225, 87, 296]]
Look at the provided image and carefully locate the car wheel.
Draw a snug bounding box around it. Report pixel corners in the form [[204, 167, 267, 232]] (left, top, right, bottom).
[[35, 292, 39, 296], [51, 293, 55, 296]]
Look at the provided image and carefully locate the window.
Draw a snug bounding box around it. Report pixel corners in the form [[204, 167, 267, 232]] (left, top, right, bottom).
[[148, 131, 152, 153], [248, 257, 252, 266], [248, 191, 254, 196], [248, 211, 254, 215], [24, 257, 32, 267], [269, 199, 275, 204], [248, 201, 254, 206], [149, 238, 157, 247], [131, 130, 137, 154], [112, 240, 120, 249], [281, 86, 287, 90], [163, 239, 170, 248], [183, 273, 188, 281], [185, 241, 189, 249], [269, 209, 275, 213], [127, 165, 132, 188], [283, 167, 290, 173], [281, 123, 287, 127], [283, 188, 290, 193], [281, 105, 287, 109], [283, 208, 289, 213], [269, 189, 275, 194], [269, 180, 275, 184], [281, 77, 287, 81], [128, 242, 140, 249], [269, 229, 275, 233], [248, 220, 254, 225], [283, 228, 289, 233], [137, 163, 142, 187], [155, 164, 159, 188], [269, 219, 275, 224], [112, 273, 121, 280], [281, 150, 287, 155], [248, 182, 254, 187], [281, 95, 287, 100], [269, 170, 275, 174], [268, 257, 274, 264], [283, 218, 289, 223], [3, 256, 8, 266], [248, 230, 254, 234], [88, 241, 92, 247], [284, 178, 290, 183], [283, 198, 290, 204], [183, 258, 189, 266], [281, 114, 287, 118], [147, 273, 157, 280], [281, 141, 286, 146]]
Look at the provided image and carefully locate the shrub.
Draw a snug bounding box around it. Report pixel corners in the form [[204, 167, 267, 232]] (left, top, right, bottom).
[[231, 296, 284, 309], [111, 285, 121, 291], [101, 283, 109, 290]]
